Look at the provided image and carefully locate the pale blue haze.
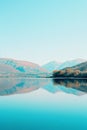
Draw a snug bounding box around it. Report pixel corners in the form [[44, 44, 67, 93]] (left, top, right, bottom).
[[0, 0, 87, 64]]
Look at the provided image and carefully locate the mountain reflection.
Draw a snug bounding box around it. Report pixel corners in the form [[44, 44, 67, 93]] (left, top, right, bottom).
[[53, 78, 87, 94], [0, 78, 87, 96], [0, 78, 50, 96]]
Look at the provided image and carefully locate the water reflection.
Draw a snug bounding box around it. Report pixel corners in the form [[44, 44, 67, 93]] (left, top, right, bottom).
[[0, 78, 50, 96], [0, 78, 87, 96], [53, 78, 87, 94]]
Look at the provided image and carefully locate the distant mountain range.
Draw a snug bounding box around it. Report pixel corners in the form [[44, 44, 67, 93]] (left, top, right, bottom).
[[42, 59, 86, 72], [0, 58, 87, 78], [0, 58, 87, 96]]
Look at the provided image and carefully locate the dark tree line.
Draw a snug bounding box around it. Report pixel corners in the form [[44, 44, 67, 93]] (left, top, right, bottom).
[[53, 68, 87, 78]]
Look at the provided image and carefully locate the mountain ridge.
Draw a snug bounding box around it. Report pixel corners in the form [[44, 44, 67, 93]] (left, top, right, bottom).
[[42, 58, 86, 72]]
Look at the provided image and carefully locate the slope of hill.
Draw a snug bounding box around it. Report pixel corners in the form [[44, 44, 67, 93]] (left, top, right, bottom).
[[0, 58, 47, 74], [0, 64, 19, 73], [52, 61, 87, 78], [71, 61, 87, 71]]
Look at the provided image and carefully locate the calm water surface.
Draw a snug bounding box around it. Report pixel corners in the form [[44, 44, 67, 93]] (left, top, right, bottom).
[[0, 78, 87, 130]]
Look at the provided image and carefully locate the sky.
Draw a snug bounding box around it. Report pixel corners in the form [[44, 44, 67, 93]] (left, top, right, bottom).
[[0, 0, 87, 65]]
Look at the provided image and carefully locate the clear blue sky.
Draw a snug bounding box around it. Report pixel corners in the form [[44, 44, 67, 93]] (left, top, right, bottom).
[[0, 0, 87, 64]]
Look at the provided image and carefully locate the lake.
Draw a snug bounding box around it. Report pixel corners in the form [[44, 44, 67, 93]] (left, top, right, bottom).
[[0, 78, 87, 130]]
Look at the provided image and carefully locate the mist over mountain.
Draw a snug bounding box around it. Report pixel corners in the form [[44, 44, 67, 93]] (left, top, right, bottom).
[[42, 61, 61, 72], [42, 59, 86, 72], [58, 58, 86, 70]]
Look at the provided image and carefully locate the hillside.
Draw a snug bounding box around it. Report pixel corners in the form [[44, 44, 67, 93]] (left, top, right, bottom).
[[52, 61, 87, 78], [71, 61, 87, 71], [0, 58, 47, 74]]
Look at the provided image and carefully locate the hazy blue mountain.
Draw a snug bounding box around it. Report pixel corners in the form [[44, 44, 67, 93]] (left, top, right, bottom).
[[42, 61, 62, 72], [57, 58, 86, 70], [0, 58, 47, 74], [42, 59, 86, 72]]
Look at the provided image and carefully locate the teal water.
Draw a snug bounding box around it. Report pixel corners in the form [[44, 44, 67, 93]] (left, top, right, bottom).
[[0, 78, 87, 130]]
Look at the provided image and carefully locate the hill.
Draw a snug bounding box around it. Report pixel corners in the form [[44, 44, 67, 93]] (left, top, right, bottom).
[[71, 61, 87, 71], [0, 58, 48, 76], [52, 61, 87, 78]]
